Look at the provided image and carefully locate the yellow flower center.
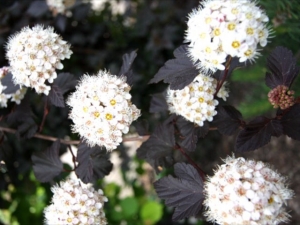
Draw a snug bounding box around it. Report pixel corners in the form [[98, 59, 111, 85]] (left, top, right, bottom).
[[189, 86, 194, 92], [246, 12, 253, 19], [200, 33, 206, 39], [212, 60, 218, 65], [205, 47, 212, 53], [205, 17, 212, 24], [227, 23, 236, 31], [110, 99, 116, 106], [246, 28, 254, 35], [106, 113, 113, 120], [198, 87, 203, 91], [268, 197, 274, 204], [93, 96, 99, 101], [244, 50, 252, 56], [259, 30, 264, 38], [67, 218, 72, 223], [93, 112, 100, 118], [83, 107, 88, 112], [214, 28, 220, 36], [231, 8, 238, 14], [97, 129, 103, 134], [198, 97, 204, 103], [232, 41, 240, 48]]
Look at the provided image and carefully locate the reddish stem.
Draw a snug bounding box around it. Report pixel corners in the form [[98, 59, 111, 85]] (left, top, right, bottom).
[[214, 56, 232, 97], [176, 144, 206, 182], [68, 145, 77, 170], [39, 99, 49, 132]]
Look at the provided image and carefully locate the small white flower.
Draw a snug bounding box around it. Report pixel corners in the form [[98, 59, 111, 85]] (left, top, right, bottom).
[[204, 156, 294, 225], [166, 73, 228, 126], [46, 0, 76, 16], [44, 178, 107, 225], [185, 0, 272, 73], [67, 70, 141, 150], [6, 25, 72, 95]]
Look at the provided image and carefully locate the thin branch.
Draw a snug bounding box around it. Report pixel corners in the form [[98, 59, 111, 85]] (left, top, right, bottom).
[[176, 144, 206, 182], [67, 144, 77, 169], [214, 56, 232, 97], [0, 126, 150, 145]]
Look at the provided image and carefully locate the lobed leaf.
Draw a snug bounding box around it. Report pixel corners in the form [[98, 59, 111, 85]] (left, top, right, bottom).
[[265, 46, 300, 89], [281, 103, 300, 140], [118, 50, 137, 86], [175, 116, 208, 152], [48, 85, 65, 107], [235, 116, 282, 152], [32, 140, 63, 182], [149, 92, 168, 113], [75, 141, 113, 183], [136, 120, 175, 172], [54, 73, 77, 94], [154, 163, 204, 221], [149, 45, 199, 90], [214, 105, 244, 135]]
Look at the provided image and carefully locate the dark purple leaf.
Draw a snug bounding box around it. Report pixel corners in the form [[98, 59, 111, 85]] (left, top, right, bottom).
[[281, 103, 300, 140], [236, 116, 275, 152], [133, 120, 149, 136], [54, 73, 77, 94], [149, 45, 199, 90], [75, 141, 113, 183], [118, 50, 137, 86], [265, 46, 299, 89], [26, 1, 48, 18], [48, 85, 65, 107], [1, 72, 20, 94], [136, 121, 175, 171], [149, 92, 168, 113], [214, 105, 243, 135], [32, 140, 63, 183], [16, 118, 38, 139], [176, 116, 208, 152], [154, 163, 204, 221]]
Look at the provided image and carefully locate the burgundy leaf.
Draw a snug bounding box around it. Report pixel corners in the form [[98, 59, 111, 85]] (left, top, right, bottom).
[[149, 92, 168, 113], [75, 141, 113, 183], [281, 103, 300, 140], [32, 140, 62, 182], [236, 116, 272, 152], [48, 85, 65, 107], [154, 163, 204, 221], [118, 50, 137, 86], [1, 72, 20, 94], [149, 45, 199, 90], [265, 46, 299, 89], [214, 105, 243, 135], [54, 73, 77, 94]]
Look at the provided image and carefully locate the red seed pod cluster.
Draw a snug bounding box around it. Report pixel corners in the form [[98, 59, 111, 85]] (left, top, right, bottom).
[[268, 85, 295, 110]]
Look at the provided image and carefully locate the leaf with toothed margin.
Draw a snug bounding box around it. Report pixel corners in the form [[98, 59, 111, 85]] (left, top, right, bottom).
[[154, 163, 204, 221], [281, 103, 300, 141], [1, 72, 20, 94], [149, 45, 199, 90], [149, 92, 168, 113], [32, 140, 63, 182], [265, 46, 300, 89], [48, 85, 65, 107], [75, 141, 113, 183], [118, 50, 137, 86]]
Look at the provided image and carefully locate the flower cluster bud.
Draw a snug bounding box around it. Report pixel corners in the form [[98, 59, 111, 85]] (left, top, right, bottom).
[[44, 178, 108, 225], [0, 67, 27, 107], [268, 85, 295, 110], [166, 73, 228, 126], [185, 0, 271, 73], [204, 156, 293, 225], [67, 70, 141, 150], [6, 25, 72, 95]]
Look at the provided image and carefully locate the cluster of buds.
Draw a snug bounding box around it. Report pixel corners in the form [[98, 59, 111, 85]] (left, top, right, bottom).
[[6, 25, 72, 95], [67, 70, 141, 150], [0, 67, 27, 108], [204, 156, 293, 225], [268, 85, 295, 110], [166, 73, 228, 126], [185, 0, 271, 73], [44, 178, 108, 225]]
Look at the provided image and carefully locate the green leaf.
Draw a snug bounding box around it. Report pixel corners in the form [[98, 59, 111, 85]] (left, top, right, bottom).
[[120, 197, 139, 218], [140, 201, 163, 225]]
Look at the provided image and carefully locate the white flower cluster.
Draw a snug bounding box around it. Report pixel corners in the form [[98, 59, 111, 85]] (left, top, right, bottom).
[[0, 67, 27, 108], [166, 73, 228, 126], [46, 0, 76, 16], [44, 178, 108, 225], [6, 25, 72, 95], [204, 156, 294, 225], [67, 70, 141, 150], [185, 0, 271, 73]]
